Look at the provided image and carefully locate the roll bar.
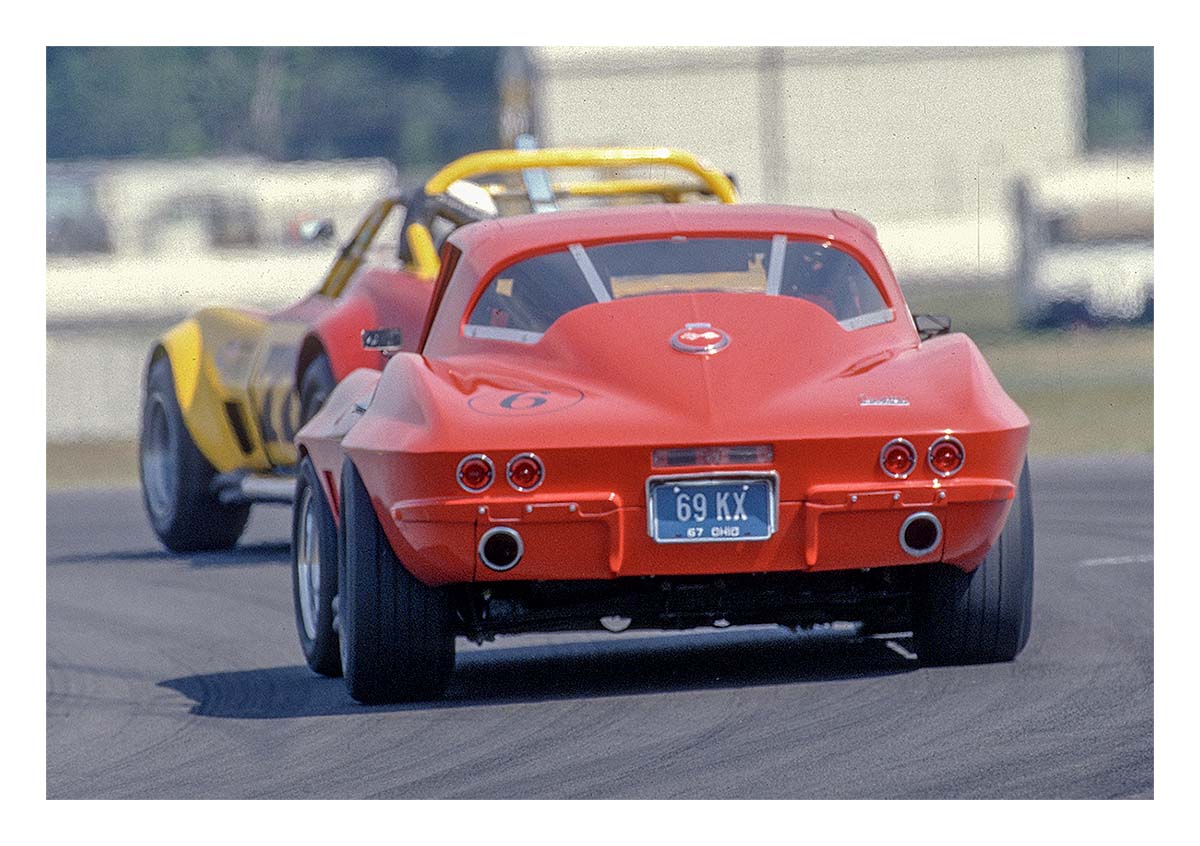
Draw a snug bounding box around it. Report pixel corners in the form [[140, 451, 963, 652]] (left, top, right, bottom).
[[424, 147, 739, 205]]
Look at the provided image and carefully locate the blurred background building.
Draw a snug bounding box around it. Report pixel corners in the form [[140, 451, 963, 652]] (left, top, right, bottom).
[[46, 46, 1153, 458]]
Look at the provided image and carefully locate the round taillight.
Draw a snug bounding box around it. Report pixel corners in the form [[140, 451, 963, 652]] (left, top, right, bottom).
[[880, 438, 917, 479], [928, 437, 965, 477], [506, 453, 544, 491], [457, 454, 494, 492]]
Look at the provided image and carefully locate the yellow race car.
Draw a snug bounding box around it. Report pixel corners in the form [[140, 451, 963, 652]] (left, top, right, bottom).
[[138, 147, 738, 551]]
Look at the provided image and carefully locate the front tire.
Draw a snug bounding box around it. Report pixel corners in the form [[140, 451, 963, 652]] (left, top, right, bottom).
[[139, 356, 250, 552], [339, 459, 456, 704], [912, 458, 1035, 665], [299, 354, 335, 426], [291, 456, 342, 677]]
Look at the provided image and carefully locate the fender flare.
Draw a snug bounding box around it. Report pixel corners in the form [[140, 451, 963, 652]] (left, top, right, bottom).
[[151, 311, 273, 474]]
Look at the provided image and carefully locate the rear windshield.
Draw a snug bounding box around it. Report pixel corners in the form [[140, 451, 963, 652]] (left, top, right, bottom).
[[465, 236, 890, 343]]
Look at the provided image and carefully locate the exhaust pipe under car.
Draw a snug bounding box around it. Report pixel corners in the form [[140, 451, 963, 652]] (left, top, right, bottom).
[[478, 527, 524, 571], [899, 511, 943, 557]]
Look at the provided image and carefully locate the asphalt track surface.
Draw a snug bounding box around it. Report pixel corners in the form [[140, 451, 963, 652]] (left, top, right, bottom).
[[46, 457, 1152, 798]]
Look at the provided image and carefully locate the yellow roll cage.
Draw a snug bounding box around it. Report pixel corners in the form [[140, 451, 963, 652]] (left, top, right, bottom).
[[394, 147, 738, 278], [425, 147, 738, 205]]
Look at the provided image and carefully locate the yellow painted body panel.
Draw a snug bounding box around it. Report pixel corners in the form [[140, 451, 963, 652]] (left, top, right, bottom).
[[157, 308, 273, 474]]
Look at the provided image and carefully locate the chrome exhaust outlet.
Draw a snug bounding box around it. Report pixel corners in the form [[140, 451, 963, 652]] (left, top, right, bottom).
[[899, 511, 943, 557], [478, 527, 523, 572]]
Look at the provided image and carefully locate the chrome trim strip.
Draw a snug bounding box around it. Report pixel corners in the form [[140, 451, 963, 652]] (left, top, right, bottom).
[[927, 435, 966, 478], [839, 307, 894, 331], [569, 243, 613, 303], [899, 511, 943, 558], [644, 470, 780, 544], [478, 526, 524, 572], [879, 437, 917, 480], [463, 324, 544, 345], [506, 452, 545, 492], [456, 453, 495, 493], [765, 233, 788, 296]]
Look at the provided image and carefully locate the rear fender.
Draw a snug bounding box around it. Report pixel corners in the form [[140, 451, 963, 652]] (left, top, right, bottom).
[[296, 367, 383, 519], [154, 308, 273, 474]]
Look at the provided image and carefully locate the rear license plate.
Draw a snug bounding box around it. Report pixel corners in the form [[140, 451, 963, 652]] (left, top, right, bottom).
[[648, 476, 776, 543]]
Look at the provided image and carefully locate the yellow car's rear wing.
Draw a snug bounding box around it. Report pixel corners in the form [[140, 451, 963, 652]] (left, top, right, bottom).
[[424, 147, 739, 205]]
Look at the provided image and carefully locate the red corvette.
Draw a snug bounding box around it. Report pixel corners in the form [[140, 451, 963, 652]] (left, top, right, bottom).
[[294, 203, 1033, 703]]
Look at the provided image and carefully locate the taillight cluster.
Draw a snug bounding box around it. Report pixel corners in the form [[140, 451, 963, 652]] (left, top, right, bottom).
[[456, 452, 545, 493], [879, 436, 965, 479], [927, 437, 965, 477], [880, 439, 918, 479], [506, 453, 545, 491], [456, 454, 495, 492]]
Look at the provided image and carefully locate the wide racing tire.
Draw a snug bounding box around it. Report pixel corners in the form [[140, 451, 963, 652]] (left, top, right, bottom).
[[139, 356, 251, 552], [912, 458, 1035, 665], [338, 459, 456, 704], [291, 456, 342, 677]]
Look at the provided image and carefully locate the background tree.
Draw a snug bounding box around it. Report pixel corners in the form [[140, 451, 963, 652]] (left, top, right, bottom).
[[46, 47, 503, 168]]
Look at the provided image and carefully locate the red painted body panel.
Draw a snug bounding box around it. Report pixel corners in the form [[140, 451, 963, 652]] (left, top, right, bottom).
[[296, 204, 1030, 587], [308, 267, 434, 381]]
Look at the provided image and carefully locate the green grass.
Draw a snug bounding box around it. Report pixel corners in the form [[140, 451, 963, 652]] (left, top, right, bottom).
[[47, 440, 139, 490], [904, 281, 1153, 455]]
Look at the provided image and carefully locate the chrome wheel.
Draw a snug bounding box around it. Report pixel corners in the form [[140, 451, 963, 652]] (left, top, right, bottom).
[[296, 485, 321, 641], [141, 395, 176, 519]]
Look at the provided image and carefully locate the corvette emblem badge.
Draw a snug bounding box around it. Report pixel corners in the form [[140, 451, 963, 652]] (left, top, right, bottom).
[[670, 323, 730, 355]]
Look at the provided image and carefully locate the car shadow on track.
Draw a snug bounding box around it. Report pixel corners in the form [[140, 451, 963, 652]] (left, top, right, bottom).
[[47, 541, 291, 568], [159, 628, 917, 719]]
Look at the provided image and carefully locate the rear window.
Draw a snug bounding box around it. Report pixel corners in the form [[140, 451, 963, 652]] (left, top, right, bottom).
[[465, 236, 890, 343]]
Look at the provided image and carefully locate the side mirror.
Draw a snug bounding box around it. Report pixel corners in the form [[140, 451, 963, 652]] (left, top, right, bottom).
[[362, 327, 404, 357], [294, 218, 336, 244], [914, 313, 951, 340]]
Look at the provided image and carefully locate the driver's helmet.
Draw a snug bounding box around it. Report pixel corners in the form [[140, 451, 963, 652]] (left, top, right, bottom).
[[785, 241, 840, 315]]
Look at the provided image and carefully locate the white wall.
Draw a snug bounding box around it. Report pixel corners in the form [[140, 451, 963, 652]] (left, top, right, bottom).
[[533, 47, 1084, 281]]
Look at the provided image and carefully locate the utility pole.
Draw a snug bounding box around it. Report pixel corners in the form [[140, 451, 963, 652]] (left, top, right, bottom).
[[757, 47, 789, 203]]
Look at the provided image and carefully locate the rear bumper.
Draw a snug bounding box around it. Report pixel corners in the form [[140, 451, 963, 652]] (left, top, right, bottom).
[[381, 477, 1015, 586]]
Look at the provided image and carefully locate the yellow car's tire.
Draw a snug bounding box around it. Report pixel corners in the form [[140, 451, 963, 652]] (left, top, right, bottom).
[[338, 459, 455, 704], [291, 456, 342, 677], [139, 357, 251, 552], [913, 459, 1035, 665]]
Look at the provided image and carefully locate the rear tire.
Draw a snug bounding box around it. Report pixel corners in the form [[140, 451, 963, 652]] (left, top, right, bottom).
[[291, 457, 342, 677], [299, 354, 335, 426], [139, 356, 250, 552], [913, 458, 1035, 665], [339, 459, 456, 704]]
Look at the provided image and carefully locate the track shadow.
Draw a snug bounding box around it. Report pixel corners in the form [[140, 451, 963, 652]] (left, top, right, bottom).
[[48, 541, 290, 568], [159, 628, 916, 719]]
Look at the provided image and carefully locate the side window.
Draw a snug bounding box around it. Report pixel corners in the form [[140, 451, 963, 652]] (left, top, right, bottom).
[[778, 240, 887, 321], [467, 251, 596, 335]]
